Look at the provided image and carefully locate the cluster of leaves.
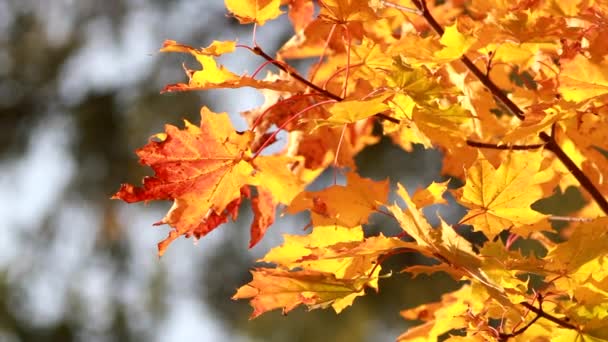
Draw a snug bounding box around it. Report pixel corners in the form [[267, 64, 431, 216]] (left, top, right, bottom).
[[114, 0, 608, 340]]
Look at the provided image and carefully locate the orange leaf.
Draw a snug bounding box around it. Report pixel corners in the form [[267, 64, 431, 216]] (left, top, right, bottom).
[[286, 172, 389, 227], [113, 107, 258, 256], [250, 189, 276, 248], [286, 0, 314, 32]]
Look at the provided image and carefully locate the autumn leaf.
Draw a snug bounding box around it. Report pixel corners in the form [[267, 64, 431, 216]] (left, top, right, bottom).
[[454, 151, 549, 238], [546, 217, 608, 296], [318, 0, 376, 23], [233, 268, 369, 318], [160, 40, 298, 93], [434, 22, 477, 62], [113, 107, 257, 255], [286, 172, 389, 227], [261, 225, 417, 289], [398, 286, 474, 341], [249, 189, 276, 248], [262, 225, 364, 268], [313, 94, 391, 128], [225, 0, 283, 26], [559, 55, 608, 103], [390, 184, 513, 307], [411, 180, 450, 208], [286, 0, 314, 32], [160, 39, 236, 56]]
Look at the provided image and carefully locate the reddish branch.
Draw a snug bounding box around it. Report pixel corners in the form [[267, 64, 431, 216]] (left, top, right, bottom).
[[249, 46, 401, 124]]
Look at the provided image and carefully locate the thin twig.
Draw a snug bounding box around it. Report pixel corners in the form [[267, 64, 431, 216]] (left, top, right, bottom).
[[252, 46, 342, 101], [549, 216, 594, 222], [519, 301, 578, 331], [249, 46, 401, 124], [466, 140, 545, 150], [498, 295, 543, 340]]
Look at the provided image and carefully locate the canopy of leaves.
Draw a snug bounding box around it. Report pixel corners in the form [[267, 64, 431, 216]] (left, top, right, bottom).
[[115, 0, 608, 340]]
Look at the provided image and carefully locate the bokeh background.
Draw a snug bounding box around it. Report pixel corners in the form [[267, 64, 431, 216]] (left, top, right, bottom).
[[0, 1, 465, 341]]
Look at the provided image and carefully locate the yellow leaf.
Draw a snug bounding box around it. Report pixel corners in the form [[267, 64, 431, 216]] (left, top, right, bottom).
[[412, 180, 450, 208], [160, 39, 236, 56], [262, 225, 364, 268], [161, 41, 298, 93], [225, 0, 283, 26], [398, 285, 473, 341], [318, 0, 376, 23], [434, 23, 477, 61], [559, 55, 608, 102], [314, 94, 391, 128], [546, 217, 608, 294], [455, 151, 548, 237], [233, 268, 368, 318], [253, 155, 306, 205]]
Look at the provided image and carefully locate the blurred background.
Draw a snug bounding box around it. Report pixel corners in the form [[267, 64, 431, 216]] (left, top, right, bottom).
[[0, 1, 462, 341]]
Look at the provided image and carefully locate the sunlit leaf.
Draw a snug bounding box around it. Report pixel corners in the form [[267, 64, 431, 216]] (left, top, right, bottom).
[[225, 0, 283, 25]]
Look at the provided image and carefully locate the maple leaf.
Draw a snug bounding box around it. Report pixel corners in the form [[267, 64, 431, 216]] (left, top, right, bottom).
[[546, 217, 608, 297], [224, 0, 283, 26], [389, 184, 514, 308], [286, 172, 389, 227], [262, 224, 364, 268], [261, 225, 418, 289], [233, 268, 369, 318], [113, 108, 257, 255], [160, 40, 298, 93], [434, 22, 477, 62], [398, 285, 474, 341], [559, 54, 608, 103], [313, 94, 391, 128], [453, 151, 549, 238], [318, 0, 376, 23]]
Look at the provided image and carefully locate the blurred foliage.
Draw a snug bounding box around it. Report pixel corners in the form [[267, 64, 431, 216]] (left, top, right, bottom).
[[0, 1, 460, 341]]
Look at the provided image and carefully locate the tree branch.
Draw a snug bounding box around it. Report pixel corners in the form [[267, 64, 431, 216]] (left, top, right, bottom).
[[411, 0, 524, 120], [466, 140, 545, 150], [250, 46, 401, 124], [519, 301, 578, 331], [540, 130, 608, 214], [498, 299, 543, 341], [412, 0, 608, 216]]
